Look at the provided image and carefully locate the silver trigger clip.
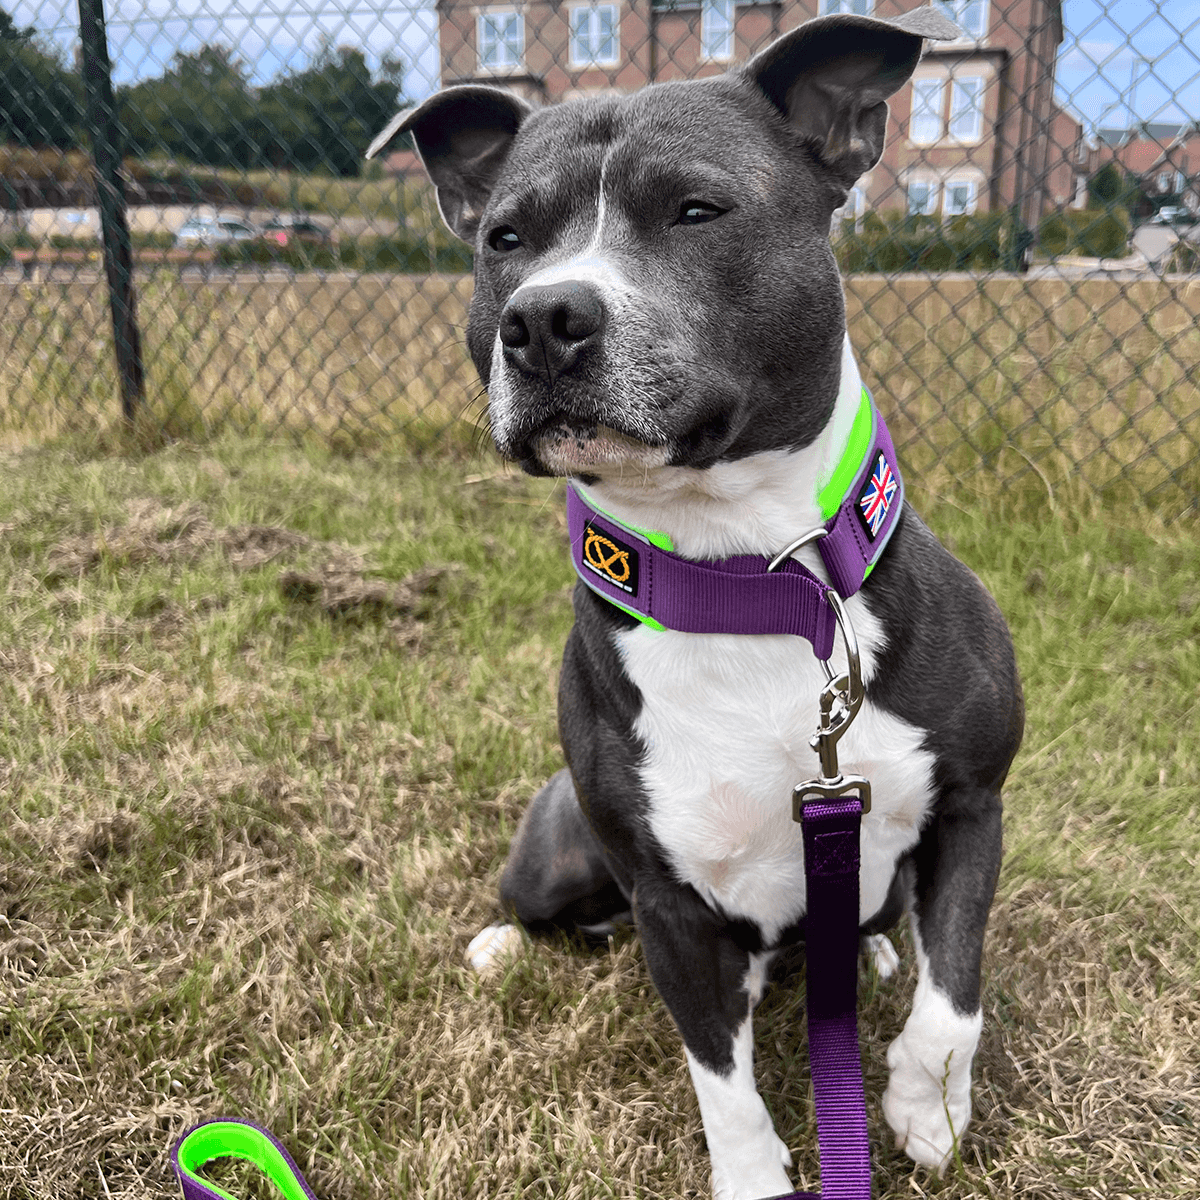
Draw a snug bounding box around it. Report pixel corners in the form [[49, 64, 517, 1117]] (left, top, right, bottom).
[[794, 589, 871, 819]]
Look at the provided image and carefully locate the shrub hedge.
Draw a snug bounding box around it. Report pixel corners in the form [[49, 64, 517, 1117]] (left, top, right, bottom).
[[1037, 208, 1131, 258], [214, 232, 473, 273], [834, 207, 1130, 273]]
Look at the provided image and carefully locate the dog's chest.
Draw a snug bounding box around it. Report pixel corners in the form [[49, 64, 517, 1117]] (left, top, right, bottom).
[[614, 598, 936, 945]]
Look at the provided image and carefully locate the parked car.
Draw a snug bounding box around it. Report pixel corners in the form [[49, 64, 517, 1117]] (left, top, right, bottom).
[[175, 216, 259, 246], [1152, 205, 1197, 226], [259, 215, 332, 248]]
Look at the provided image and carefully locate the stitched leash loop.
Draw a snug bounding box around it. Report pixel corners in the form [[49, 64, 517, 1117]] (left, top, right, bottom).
[[172, 1119, 320, 1200]]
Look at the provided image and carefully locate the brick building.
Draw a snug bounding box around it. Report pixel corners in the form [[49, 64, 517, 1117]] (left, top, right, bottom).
[[430, 0, 1082, 223], [1089, 123, 1200, 219]]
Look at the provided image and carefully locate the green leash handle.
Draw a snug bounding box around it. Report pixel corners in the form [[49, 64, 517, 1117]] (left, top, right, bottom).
[[172, 1119, 319, 1200]]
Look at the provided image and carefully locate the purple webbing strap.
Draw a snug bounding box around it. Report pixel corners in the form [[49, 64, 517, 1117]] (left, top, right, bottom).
[[777, 797, 871, 1200], [567, 487, 838, 660]]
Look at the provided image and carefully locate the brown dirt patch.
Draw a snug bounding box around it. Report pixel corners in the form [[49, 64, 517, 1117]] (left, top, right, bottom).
[[279, 563, 464, 625], [43, 498, 362, 582]]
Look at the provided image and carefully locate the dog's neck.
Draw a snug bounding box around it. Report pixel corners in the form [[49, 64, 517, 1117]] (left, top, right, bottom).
[[579, 334, 865, 564]]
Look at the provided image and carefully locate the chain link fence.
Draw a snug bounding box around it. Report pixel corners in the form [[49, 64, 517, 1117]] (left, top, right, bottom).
[[1, 0, 1197, 514]]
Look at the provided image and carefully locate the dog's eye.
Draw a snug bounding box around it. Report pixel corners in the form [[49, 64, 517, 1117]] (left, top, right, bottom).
[[488, 226, 522, 252], [677, 202, 724, 226]]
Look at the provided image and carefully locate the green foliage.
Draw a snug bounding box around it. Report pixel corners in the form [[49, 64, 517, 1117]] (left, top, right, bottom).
[[0, 5, 83, 147], [1088, 161, 1125, 207], [117, 40, 405, 177], [834, 211, 1006, 273], [1086, 161, 1149, 217], [118, 45, 262, 169], [256, 44, 405, 177], [1038, 207, 1131, 258]]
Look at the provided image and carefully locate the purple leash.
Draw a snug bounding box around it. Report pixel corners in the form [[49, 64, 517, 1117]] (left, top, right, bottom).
[[170, 807, 873, 1200], [172, 1118, 319, 1200], [778, 795, 871, 1200]]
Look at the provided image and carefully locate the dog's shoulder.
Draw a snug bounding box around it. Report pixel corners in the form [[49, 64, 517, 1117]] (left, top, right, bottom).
[[865, 508, 1024, 789]]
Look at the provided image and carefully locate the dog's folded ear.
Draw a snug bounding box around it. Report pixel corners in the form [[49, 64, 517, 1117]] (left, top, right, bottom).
[[741, 5, 961, 193], [366, 86, 533, 242]]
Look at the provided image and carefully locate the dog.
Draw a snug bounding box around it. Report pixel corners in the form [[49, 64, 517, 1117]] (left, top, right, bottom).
[[369, 8, 1023, 1197]]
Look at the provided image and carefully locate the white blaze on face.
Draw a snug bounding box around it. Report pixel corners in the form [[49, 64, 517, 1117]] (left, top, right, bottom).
[[487, 150, 671, 471]]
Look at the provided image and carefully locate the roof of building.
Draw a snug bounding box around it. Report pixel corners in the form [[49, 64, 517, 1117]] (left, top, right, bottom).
[[1098, 122, 1196, 147]]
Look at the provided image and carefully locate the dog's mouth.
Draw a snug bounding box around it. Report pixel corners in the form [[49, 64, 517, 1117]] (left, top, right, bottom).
[[530, 420, 670, 476]]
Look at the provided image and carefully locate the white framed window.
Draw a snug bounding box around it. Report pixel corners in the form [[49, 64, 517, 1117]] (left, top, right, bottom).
[[701, 0, 734, 60], [944, 178, 977, 216], [477, 9, 523, 72], [910, 78, 944, 145], [569, 3, 619, 68], [907, 179, 939, 216], [948, 75, 985, 142], [934, 0, 988, 40], [820, 0, 873, 13]]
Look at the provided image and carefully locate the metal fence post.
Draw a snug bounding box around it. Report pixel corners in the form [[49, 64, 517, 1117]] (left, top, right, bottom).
[[77, 0, 145, 421]]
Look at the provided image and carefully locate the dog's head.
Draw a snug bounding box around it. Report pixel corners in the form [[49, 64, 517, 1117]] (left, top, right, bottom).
[[371, 8, 957, 478]]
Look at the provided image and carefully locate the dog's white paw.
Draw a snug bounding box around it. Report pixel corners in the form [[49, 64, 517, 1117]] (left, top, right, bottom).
[[881, 1001, 981, 1171], [465, 923, 524, 973], [865, 933, 900, 980], [708, 1128, 792, 1200]]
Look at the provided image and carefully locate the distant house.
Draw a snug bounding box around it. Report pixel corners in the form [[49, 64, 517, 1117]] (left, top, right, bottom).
[[1090, 123, 1200, 218], [431, 0, 1082, 224]]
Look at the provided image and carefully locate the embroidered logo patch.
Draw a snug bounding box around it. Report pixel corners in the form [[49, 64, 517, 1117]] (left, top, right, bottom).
[[857, 451, 897, 540], [582, 522, 639, 595]]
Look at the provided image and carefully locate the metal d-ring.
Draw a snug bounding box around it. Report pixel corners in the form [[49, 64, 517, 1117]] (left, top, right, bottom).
[[770, 527, 871, 816], [766, 526, 828, 574]]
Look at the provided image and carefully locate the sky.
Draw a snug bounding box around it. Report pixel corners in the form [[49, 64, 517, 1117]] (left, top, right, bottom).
[[9, 0, 1199, 132], [1056, 0, 1199, 132]]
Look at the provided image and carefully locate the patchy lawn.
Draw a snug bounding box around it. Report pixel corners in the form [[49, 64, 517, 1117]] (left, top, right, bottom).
[[1, 438, 1197, 1199]]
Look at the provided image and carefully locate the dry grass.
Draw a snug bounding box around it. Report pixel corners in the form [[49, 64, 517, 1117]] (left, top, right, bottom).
[[0, 273, 481, 452], [2, 273, 1199, 511], [1, 441, 1197, 1199], [845, 276, 1200, 515]]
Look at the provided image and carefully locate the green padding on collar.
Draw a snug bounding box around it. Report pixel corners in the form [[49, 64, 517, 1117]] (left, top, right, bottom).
[[817, 388, 874, 521], [176, 1122, 312, 1200], [599, 591, 667, 631], [572, 485, 675, 552]]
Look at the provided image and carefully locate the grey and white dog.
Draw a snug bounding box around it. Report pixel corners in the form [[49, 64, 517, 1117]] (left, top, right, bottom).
[[371, 8, 1023, 1197]]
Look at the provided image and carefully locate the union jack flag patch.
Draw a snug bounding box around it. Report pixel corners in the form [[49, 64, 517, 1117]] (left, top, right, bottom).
[[857, 451, 897, 540]]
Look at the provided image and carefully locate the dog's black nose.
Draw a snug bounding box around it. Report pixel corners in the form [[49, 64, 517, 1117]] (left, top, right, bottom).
[[498, 281, 605, 379]]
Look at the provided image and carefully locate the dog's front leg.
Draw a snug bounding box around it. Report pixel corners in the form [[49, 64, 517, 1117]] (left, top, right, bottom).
[[635, 879, 792, 1200], [882, 786, 1003, 1170]]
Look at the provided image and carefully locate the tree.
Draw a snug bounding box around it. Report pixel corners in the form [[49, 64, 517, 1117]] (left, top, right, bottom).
[[1086, 160, 1148, 217], [1, 5, 83, 147], [257, 45, 405, 176], [118, 44, 258, 167], [117, 40, 406, 176]]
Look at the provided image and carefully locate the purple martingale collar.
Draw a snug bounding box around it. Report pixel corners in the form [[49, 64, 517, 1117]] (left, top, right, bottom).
[[567, 389, 904, 659]]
